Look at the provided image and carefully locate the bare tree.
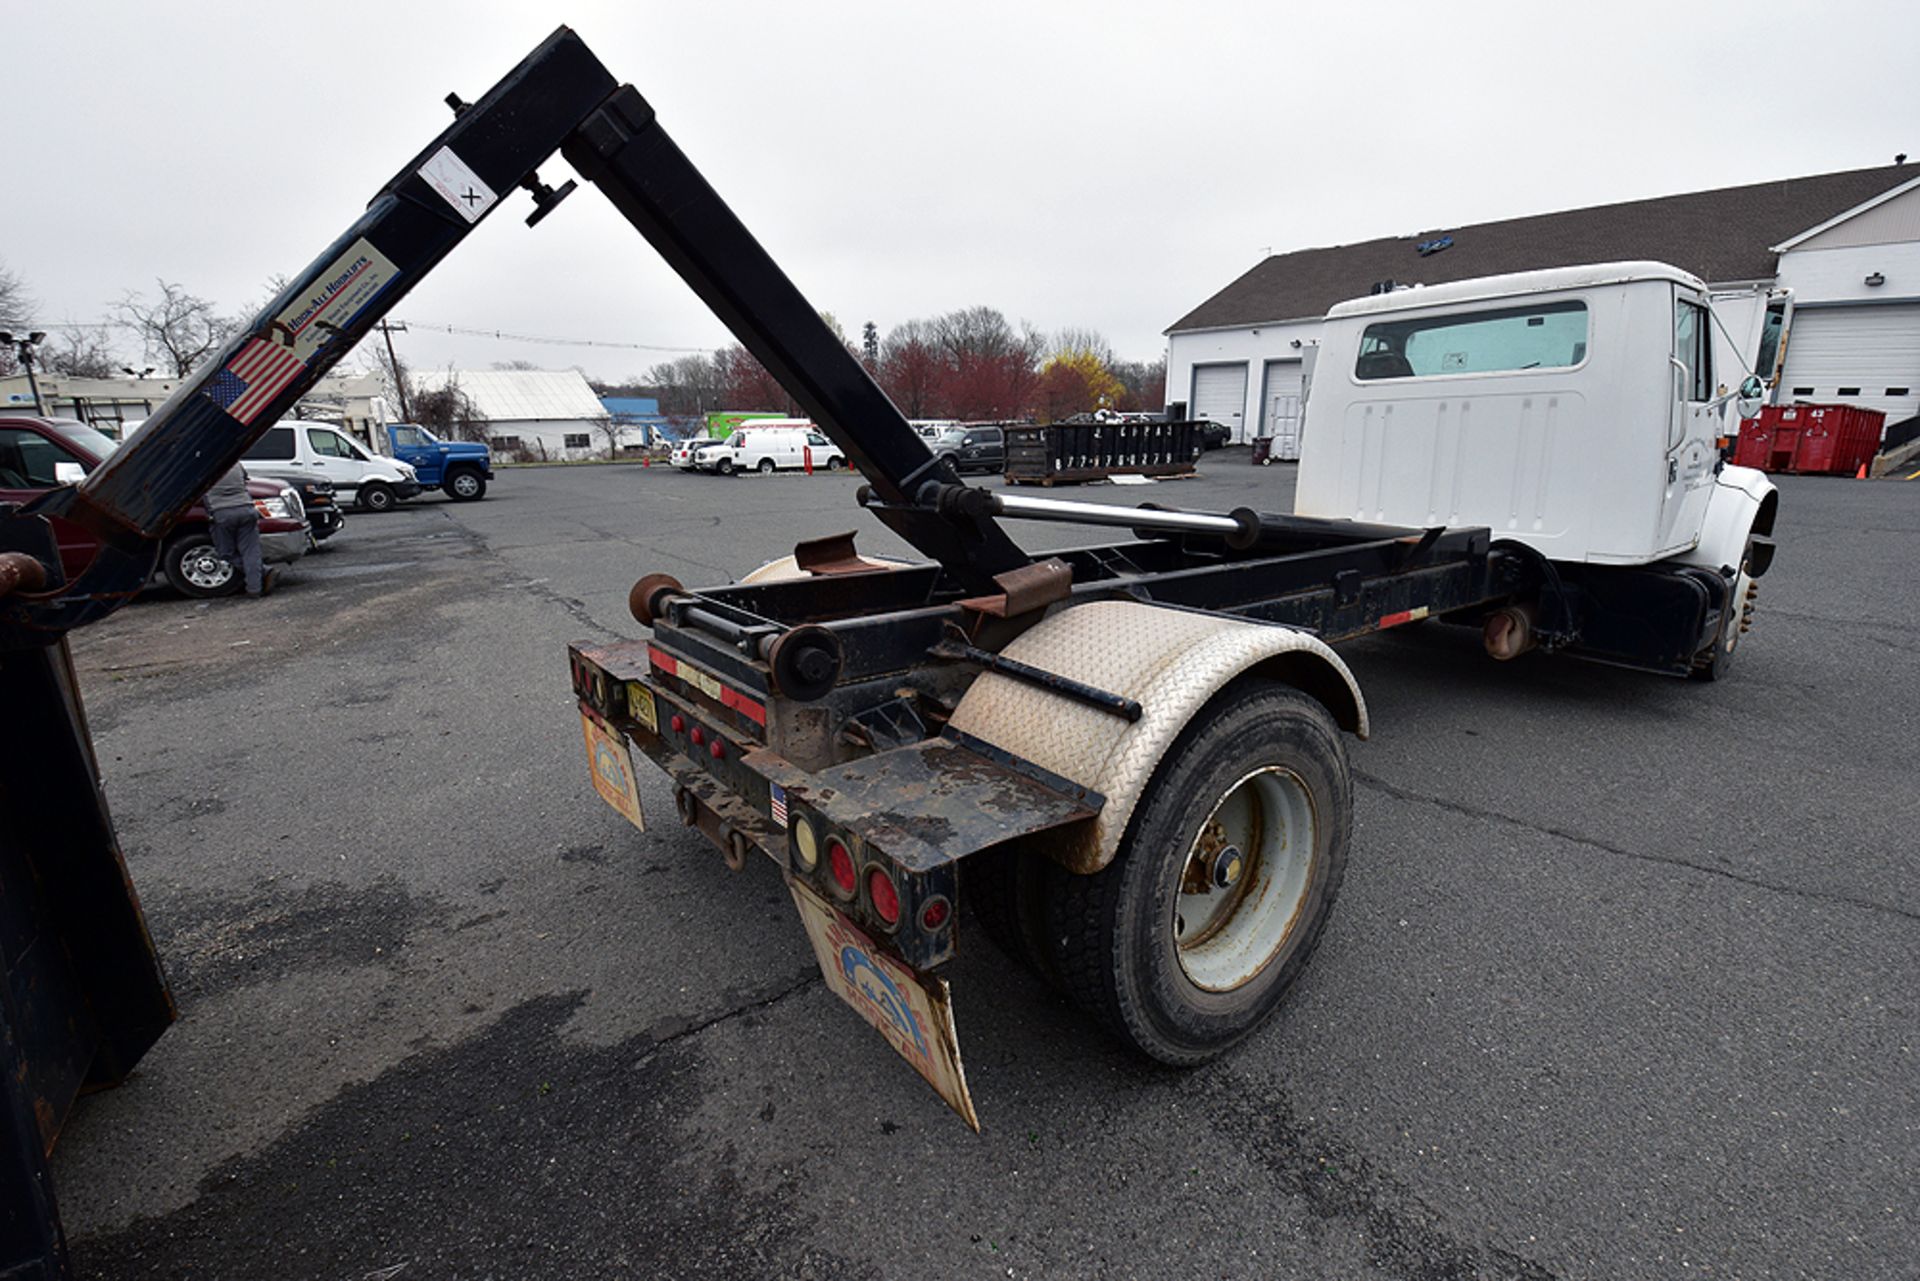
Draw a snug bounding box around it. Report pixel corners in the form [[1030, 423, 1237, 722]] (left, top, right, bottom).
[[116, 279, 234, 377], [42, 326, 120, 378], [0, 261, 33, 377], [412, 378, 489, 443], [644, 351, 725, 418], [593, 414, 628, 459]]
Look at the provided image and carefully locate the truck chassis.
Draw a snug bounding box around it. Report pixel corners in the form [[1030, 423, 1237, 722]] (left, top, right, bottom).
[[0, 29, 1776, 1264]]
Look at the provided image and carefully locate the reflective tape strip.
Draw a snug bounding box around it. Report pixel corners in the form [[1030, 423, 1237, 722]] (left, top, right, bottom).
[[1378, 606, 1430, 629], [649, 645, 767, 726]]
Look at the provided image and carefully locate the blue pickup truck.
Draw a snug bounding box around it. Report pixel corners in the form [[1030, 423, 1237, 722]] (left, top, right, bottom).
[[384, 424, 493, 501]]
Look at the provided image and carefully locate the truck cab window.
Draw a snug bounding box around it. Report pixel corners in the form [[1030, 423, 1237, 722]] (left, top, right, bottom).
[[1356, 301, 1587, 380], [391, 426, 430, 448], [1673, 300, 1712, 402], [0, 428, 85, 488], [245, 427, 296, 461], [307, 428, 353, 458]]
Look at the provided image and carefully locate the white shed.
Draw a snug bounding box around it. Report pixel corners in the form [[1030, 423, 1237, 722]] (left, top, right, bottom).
[[410, 369, 623, 460]]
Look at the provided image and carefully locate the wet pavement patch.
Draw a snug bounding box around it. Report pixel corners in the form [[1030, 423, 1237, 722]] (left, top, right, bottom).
[[70, 994, 874, 1280], [149, 877, 431, 1002]]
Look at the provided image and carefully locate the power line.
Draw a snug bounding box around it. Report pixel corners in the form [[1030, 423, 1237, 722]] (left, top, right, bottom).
[[396, 319, 713, 353]]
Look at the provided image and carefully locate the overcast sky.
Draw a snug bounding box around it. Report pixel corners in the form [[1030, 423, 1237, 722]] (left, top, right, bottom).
[[7, 1, 1916, 383]]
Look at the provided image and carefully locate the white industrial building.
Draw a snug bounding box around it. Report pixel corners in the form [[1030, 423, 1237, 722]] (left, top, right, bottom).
[[0, 369, 388, 441], [409, 369, 625, 460], [1167, 163, 1920, 454]]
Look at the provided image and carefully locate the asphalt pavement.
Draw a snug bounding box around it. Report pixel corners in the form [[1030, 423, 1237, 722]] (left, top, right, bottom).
[[50, 452, 1919, 1279]]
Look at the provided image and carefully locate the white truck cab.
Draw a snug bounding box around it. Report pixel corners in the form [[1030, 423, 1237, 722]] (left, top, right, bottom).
[[1298, 262, 1773, 576]]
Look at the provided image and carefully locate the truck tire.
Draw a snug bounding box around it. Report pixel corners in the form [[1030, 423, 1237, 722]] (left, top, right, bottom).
[[1041, 680, 1350, 1065], [966, 844, 1064, 991], [716, 458, 735, 477], [445, 468, 487, 501], [758, 457, 777, 474], [161, 531, 240, 598], [1689, 539, 1756, 682], [358, 481, 396, 513]]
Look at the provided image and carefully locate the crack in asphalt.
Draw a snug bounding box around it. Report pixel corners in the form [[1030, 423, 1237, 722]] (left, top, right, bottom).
[[631, 969, 822, 1068], [1356, 771, 1920, 926], [429, 505, 621, 638]]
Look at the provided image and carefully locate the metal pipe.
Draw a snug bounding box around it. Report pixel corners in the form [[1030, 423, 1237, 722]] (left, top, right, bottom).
[[989, 492, 1241, 536]]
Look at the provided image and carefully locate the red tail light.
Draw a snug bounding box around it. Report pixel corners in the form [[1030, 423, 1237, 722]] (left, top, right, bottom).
[[919, 897, 951, 931], [826, 838, 856, 897], [867, 867, 900, 927], [689, 727, 704, 747]]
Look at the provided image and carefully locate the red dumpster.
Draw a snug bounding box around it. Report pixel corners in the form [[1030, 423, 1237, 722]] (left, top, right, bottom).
[[1734, 403, 1885, 475]]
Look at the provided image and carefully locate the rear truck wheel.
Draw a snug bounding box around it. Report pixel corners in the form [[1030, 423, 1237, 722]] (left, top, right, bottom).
[[827, 455, 844, 471], [716, 458, 735, 476], [162, 532, 240, 598], [358, 481, 396, 513], [966, 843, 1065, 991], [445, 468, 486, 501], [1690, 540, 1757, 682], [758, 457, 776, 474], [1043, 681, 1350, 1065]]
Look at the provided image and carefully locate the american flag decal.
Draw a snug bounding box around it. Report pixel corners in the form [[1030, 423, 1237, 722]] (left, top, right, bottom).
[[205, 338, 305, 425], [769, 782, 788, 827]]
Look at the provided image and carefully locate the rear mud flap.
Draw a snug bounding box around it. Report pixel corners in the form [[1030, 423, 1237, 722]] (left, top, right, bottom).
[[786, 878, 978, 1131]]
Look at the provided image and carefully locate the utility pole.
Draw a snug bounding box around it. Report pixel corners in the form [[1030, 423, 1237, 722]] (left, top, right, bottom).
[[377, 319, 411, 421], [1, 331, 47, 415]]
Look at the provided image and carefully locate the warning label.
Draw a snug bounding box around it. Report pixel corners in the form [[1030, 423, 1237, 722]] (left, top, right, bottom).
[[418, 145, 498, 224], [267, 238, 399, 363]]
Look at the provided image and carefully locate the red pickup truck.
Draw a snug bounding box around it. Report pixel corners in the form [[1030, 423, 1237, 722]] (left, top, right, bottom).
[[0, 415, 310, 597]]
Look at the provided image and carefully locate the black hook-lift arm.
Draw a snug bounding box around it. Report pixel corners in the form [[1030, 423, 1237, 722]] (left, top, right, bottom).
[[1, 25, 1027, 646]]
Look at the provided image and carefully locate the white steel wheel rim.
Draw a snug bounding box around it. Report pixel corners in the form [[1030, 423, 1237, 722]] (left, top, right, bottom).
[[452, 473, 479, 496], [183, 545, 234, 590], [1173, 765, 1317, 992]]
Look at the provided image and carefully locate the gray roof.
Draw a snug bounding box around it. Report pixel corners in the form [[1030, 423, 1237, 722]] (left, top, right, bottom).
[[1168, 162, 1919, 333]]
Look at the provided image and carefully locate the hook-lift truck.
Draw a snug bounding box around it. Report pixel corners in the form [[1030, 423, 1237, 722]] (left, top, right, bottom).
[[1, 27, 1778, 1270]]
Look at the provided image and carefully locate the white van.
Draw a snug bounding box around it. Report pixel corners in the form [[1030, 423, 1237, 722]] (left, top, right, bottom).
[[697, 424, 846, 475], [243, 420, 421, 511]]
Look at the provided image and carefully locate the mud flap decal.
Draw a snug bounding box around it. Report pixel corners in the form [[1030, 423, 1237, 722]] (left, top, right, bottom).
[[580, 708, 645, 832], [786, 878, 978, 1131]]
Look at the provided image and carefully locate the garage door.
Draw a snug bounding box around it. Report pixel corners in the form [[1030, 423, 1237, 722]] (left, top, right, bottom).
[[1192, 363, 1249, 443], [1779, 304, 1920, 427], [1259, 361, 1304, 460]]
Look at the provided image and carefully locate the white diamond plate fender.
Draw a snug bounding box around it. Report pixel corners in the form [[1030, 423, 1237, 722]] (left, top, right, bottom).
[[946, 600, 1368, 873]]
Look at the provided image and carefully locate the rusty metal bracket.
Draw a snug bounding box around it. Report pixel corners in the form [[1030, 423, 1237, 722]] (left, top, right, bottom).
[[956, 557, 1072, 619], [793, 530, 892, 577]]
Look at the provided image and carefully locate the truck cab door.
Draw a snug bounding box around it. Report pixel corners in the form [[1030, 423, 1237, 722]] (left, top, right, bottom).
[[1659, 292, 1719, 555], [387, 425, 439, 482]]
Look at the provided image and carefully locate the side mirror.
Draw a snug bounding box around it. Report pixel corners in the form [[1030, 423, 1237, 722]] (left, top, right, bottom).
[[1735, 374, 1765, 421], [53, 461, 86, 485]]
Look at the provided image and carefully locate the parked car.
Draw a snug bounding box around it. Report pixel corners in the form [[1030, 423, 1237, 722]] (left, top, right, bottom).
[[670, 437, 728, 469], [1196, 421, 1233, 450], [382, 423, 492, 500], [927, 425, 1006, 474], [278, 470, 345, 546], [697, 426, 846, 474], [242, 420, 421, 512], [0, 415, 309, 597]]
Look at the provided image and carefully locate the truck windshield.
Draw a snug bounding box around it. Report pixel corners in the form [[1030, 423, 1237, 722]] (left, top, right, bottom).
[[390, 425, 438, 447], [48, 420, 123, 458], [1357, 301, 1588, 379]]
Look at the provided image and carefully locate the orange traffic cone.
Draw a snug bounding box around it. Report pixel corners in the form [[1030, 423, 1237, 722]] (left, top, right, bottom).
[[1856, 462, 1868, 480]]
